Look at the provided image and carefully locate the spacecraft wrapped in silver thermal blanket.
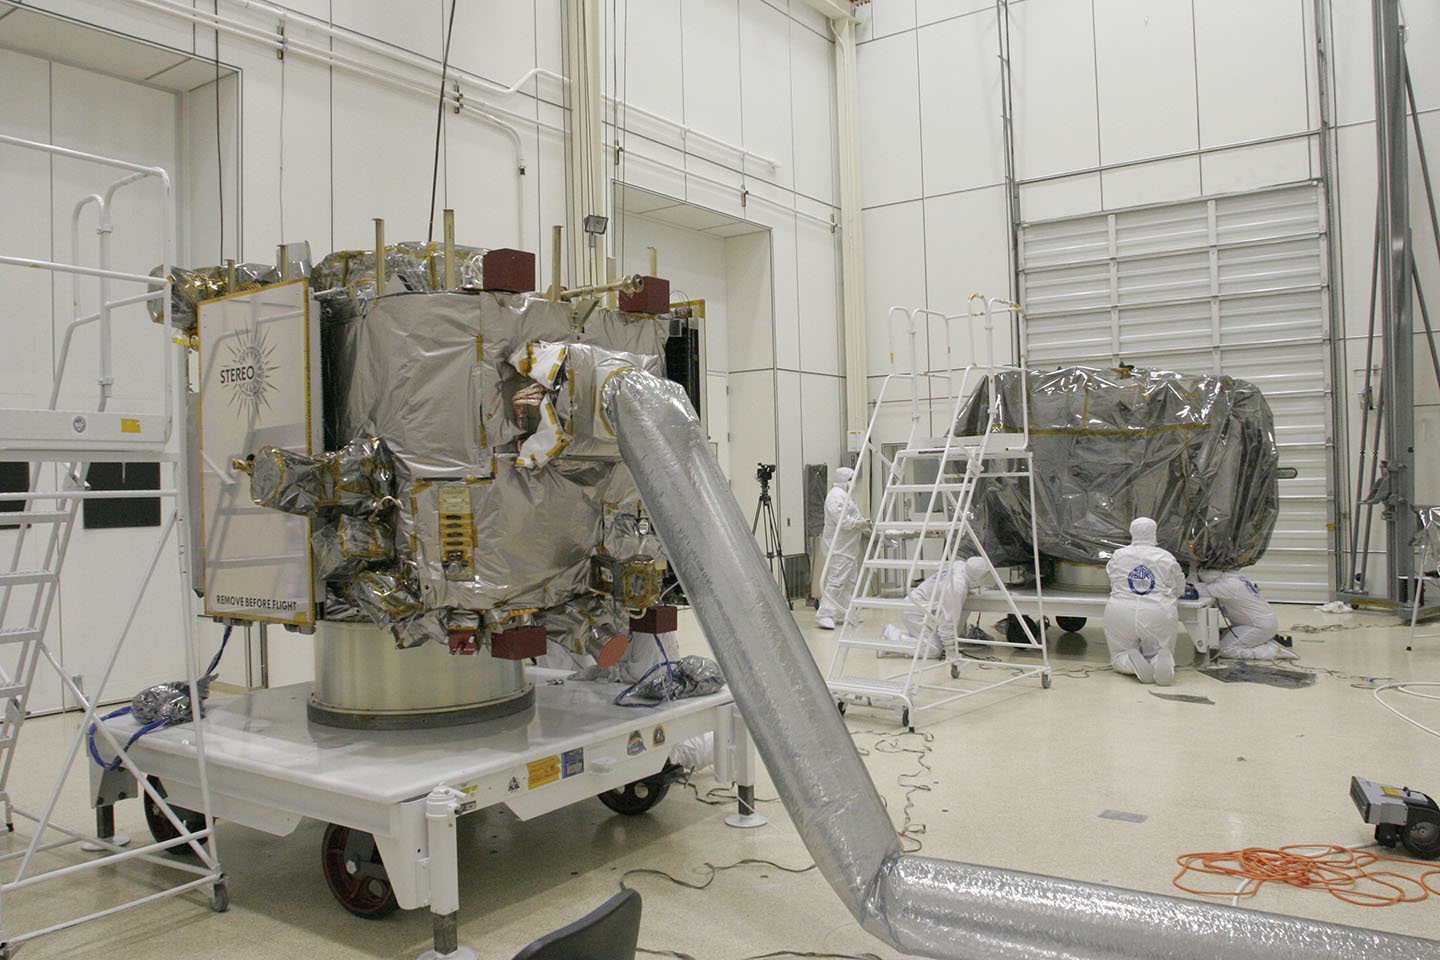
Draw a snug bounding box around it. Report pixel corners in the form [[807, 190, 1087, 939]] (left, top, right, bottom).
[[249, 288, 673, 654], [952, 366, 1279, 570]]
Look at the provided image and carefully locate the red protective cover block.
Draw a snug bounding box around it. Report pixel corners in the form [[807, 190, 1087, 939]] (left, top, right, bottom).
[[482, 248, 536, 293], [618, 276, 671, 315], [491, 625, 547, 660], [629, 605, 678, 634], [447, 628, 479, 656]]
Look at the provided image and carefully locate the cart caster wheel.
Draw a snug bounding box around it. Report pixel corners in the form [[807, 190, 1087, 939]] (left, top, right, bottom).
[[210, 878, 229, 913], [321, 823, 399, 919], [1055, 616, 1087, 634], [143, 777, 208, 853], [1401, 813, 1440, 860], [598, 770, 672, 815], [950, 663, 960, 679], [836, 700, 847, 715], [1041, 672, 1052, 689], [900, 707, 912, 732]]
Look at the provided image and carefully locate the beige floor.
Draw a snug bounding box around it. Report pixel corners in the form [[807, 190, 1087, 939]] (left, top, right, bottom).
[[4, 602, 1438, 959]]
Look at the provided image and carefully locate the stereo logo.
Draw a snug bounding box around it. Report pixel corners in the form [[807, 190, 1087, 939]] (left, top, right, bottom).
[[221, 324, 278, 419]]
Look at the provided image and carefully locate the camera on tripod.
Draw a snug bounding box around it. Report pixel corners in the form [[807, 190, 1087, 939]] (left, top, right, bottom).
[[755, 462, 776, 485]]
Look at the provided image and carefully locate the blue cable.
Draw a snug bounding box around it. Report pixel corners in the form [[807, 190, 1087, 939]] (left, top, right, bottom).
[[88, 625, 232, 770], [613, 633, 680, 708]]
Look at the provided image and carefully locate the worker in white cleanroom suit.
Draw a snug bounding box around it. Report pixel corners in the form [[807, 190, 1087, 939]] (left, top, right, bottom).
[[816, 467, 868, 630], [883, 556, 991, 657], [1190, 569, 1295, 661], [1104, 517, 1186, 685]]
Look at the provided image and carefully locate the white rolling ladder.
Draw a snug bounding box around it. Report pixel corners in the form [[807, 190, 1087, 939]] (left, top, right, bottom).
[[0, 133, 225, 959], [824, 298, 1050, 730]]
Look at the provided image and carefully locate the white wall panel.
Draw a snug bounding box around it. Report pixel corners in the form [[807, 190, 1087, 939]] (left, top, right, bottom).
[[916, 0, 990, 27], [776, 370, 804, 553], [800, 372, 845, 471], [330, 0, 443, 62], [862, 201, 927, 373], [917, 10, 1003, 197], [1199, 140, 1312, 195], [1092, 0, 1198, 166], [922, 186, 1010, 349], [329, 72, 437, 248], [1009, 0, 1100, 181], [790, 20, 836, 203], [727, 231, 775, 371], [739, 0, 796, 190], [451, 0, 536, 93], [616, 0, 684, 123], [859, 0, 917, 43], [726, 368, 777, 526], [1099, 156, 1201, 210], [770, 215, 802, 370], [1018, 173, 1103, 222], [797, 216, 841, 375], [857, 32, 922, 207], [681, 0, 743, 147], [1193, 0, 1309, 147]]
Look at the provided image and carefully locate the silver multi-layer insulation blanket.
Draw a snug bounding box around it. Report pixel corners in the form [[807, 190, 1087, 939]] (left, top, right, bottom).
[[602, 367, 1440, 960]]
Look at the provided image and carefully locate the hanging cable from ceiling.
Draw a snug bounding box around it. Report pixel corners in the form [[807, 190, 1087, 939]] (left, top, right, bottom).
[[427, 0, 459, 245]]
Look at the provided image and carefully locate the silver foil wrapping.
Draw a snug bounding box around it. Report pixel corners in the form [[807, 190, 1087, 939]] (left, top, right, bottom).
[[309, 243, 488, 323], [954, 366, 1280, 570], [631, 655, 724, 700], [131, 677, 212, 724], [248, 437, 396, 518], [602, 367, 1439, 960], [312, 514, 394, 580], [149, 262, 280, 334]]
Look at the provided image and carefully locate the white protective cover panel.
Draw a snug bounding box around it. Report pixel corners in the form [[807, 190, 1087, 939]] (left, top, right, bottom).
[[199, 279, 322, 625]]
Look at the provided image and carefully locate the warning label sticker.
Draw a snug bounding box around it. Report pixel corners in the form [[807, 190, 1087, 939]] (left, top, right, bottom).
[[527, 755, 560, 789]]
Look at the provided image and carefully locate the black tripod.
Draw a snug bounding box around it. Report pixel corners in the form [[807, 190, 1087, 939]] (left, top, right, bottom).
[[751, 463, 791, 608]]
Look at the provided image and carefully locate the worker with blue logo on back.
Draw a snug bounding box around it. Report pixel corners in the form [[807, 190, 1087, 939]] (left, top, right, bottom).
[[1104, 517, 1185, 685]]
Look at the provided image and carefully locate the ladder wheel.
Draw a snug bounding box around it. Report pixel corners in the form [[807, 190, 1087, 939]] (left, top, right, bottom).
[[1041, 672, 1052, 689], [950, 663, 960, 679], [900, 707, 911, 730], [836, 700, 847, 715], [210, 878, 230, 913]]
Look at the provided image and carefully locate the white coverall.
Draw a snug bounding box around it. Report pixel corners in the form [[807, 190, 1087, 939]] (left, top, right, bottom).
[[1191, 569, 1293, 660], [884, 556, 990, 658], [1104, 517, 1185, 685], [817, 467, 867, 629]]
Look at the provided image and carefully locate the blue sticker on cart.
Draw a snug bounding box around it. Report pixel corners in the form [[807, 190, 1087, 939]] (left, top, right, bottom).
[[627, 730, 646, 756], [652, 725, 666, 747], [561, 747, 585, 778]]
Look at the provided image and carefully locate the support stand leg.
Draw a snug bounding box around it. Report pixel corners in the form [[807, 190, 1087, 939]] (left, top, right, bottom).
[[416, 787, 477, 960], [80, 803, 130, 852], [724, 714, 767, 829]]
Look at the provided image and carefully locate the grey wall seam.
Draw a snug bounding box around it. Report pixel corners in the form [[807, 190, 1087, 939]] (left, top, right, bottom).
[[1189, 0, 1204, 196], [1090, 0, 1104, 209]]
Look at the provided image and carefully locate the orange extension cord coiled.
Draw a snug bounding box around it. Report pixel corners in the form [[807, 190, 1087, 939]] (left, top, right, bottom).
[[1173, 845, 1440, 907]]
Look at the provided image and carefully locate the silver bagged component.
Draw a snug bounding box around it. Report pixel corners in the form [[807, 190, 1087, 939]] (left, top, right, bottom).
[[954, 366, 1280, 570], [245, 436, 396, 518], [149, 262, 280, 334], [631, 655, 725, 701], [131, 677, 212, 725], [312, 514, 394, 580], [602, 366, 1438, 960]]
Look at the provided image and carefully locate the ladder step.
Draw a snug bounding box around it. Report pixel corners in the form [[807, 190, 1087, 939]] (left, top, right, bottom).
[[848, 597, 920, 610], [885, 483, 972, 493], [0, 628, 41, 645], [838, 637, 921, 654], [1, 510, 72, 524], [863, 559, 947, 571], [874, 522, 963, 533], [829, 676, 910, 696], [0, 571, 58, 587], [0, 683, 26, 699]]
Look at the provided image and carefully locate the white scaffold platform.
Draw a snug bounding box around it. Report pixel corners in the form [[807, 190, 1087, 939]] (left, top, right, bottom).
[[966, 587, 1222, 653], [95, 668, 758, 959]]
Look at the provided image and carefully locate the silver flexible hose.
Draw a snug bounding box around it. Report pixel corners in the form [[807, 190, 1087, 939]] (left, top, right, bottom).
[[604, 368, 1440, 960]]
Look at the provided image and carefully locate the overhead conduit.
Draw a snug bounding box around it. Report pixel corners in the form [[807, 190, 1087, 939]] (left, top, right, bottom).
[[601, 367, 1440, 960]]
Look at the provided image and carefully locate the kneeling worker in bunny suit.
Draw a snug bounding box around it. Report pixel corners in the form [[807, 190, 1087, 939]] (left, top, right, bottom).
[[1104, 517, 1185, 685]]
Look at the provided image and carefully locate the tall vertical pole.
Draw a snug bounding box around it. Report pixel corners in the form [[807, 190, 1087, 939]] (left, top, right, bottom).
[[832, 16, 869, 475], [1373, 0, 1414, 602]]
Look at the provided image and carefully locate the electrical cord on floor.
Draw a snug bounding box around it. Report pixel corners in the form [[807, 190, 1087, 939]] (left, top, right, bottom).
[[850, 727, 934, 854], [1174, 843, 1440, 906], [1372, 681, 1440, 739], [677, 778, 780, 807], [620, 857, 817, 893], [639, 950, 887, 960]]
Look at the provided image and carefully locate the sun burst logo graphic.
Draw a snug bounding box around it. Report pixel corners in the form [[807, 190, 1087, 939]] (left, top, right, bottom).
[[220, 324, 279, 419]]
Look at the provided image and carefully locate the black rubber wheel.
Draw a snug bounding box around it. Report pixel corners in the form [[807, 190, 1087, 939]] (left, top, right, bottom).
[[1041, 672, 1053, 689], [950, 663, 960, 679], [210, 879, 229, 913], [1005, 615, 1041, 645], [143, 777, 208, 852], [901, 706, 912, 732], [1055, 616, 1087, 634], [598, 772, 672, 815], [836, 700, 847, 715], [1401, 813, 1440, 860], [1375, 823, 1401, 848], [321, 823, 399, 919]]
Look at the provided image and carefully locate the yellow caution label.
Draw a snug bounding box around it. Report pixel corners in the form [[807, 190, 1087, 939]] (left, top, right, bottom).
[[1381, 786, 1403, 797], [527, 755, 560, 790], [120, 418, 141, 434]]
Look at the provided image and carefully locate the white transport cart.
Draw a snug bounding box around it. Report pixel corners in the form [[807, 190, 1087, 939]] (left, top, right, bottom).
[[96, 669, 760, 960], [824, 298, 1051, 730]]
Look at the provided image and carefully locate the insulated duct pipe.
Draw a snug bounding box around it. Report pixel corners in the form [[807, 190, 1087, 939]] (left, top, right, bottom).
[[602, 367, 1440, 960]]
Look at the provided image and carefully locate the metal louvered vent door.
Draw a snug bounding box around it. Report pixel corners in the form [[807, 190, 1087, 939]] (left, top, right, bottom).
[[1017, 184, 1333, 602]]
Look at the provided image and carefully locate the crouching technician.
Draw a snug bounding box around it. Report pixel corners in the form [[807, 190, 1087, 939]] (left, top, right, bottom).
[[1191, 569, 1294, 661], [883, 556, 991, 658]]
